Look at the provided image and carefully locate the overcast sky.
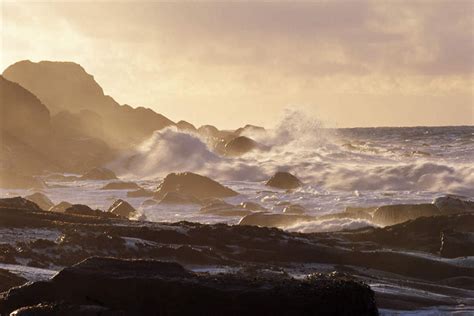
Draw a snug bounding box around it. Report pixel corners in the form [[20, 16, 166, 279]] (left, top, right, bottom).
[[1, 0, 473, 128]]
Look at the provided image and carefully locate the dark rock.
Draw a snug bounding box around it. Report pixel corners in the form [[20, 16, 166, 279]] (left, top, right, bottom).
[[80, 167, 117, 180], [108, 199, 137, 218], [0, 269, 27, 293], [0, 197, 42, 211], [372, 204, 440, 226], [434, 195, 474, 214], [159, 192, 201, 205], [239, 212, 314, 228], [126, 188, 154, 198], [265, 172, 302, 190], [48, 201, 72, 213], [154, 172, 238, 200], [440, 230, 474, 258], [283, 204, 306, 214], [224, 136, 258, 156], [0, 257, 378, 315], [101, 181, 141, 190], [24, 192, 54, 211], [65, 204, 118, 219]]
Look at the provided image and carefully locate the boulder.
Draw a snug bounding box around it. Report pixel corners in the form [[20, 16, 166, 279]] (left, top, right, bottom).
[[239, 212, 314, 228], [266, 172, 302, 190], [0, 257, 378, 315], [48, 201, 73, 213], [159, 192, 201, 205], [224, 136, 258, 156], [0, 197, 42, 211], [101, 181, 141, 190], [154, 172, 238, 200], [372, 204, 440, 226], [80, 167, 117, 180], [176, 120, 197, 132], [108, 199, 137, 218], [440, 230, 474, 258], [127, 188, 154, 198], [434, 195, 474, 214], [24, 192, 54, 211], [0, 268, 27, 293], [283, 204, 306, 215]]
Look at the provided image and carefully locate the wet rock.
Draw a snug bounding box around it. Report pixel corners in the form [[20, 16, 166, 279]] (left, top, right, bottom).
[[240, 201, 266, 211], [0, 197, 42, 211], [283, 204, 306, 214], [224, 136, 258, 156], [200, 200, 252, 217], [101, 181, 141, 190], [154, 172, 238, 200], [239, 212, 314, 228], [440, 230, 474, 258], [108, 199, 137, 218], [126, 188, 154, 198], [65, 204, 118, 219], [159, 192, 201, 205], [319, 209, 373, 221], [0, 269, 27, 293], [372, 204, 440, 226], [24, 192, 54, 211], [265, 172, 302, 190], [176, 120, 197, 132], [0, 257, 378, 315], [79, 167, 117, 180], [434, 195, 474, 214], [48, 201, 72, 213]]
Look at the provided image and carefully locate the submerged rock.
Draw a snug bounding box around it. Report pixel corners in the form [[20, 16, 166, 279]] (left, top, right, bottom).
[[440, 230, 474, 258], [154, 172, 238, 200], [265, 172, 302, 190], [49, 201, 73, 213], [24, 192, 54, 211], [101, 181, 141, 190], [108, 199, 137, 218], [0, 257, 378, 315], [79, 167, 117, 180], [434, 195, 474, 214], [0, 197, 42, 211], [372, 204, 440, 226], [159, 192, 201, 205]]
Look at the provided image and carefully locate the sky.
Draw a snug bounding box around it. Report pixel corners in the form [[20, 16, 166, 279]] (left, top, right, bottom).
[[1, 0, 473, 128]]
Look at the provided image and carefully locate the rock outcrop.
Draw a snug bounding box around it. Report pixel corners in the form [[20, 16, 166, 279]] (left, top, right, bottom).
[[154, 172, 238, 200], [107, 199, 137, 218], [434, 195, 474, 214], [440, 231, 474, 258], [79, 167, 117, 180], [0, 269, 27, 293], [159, 192, 201, 205], [24, 192, 54, 211], [372, 204, 440, 226], [48, 201, 73, 213], [0, 257, 378, 315], [265, 172, 302, 190], [0, 197, 42, 211], [239, 212, 314, 228]]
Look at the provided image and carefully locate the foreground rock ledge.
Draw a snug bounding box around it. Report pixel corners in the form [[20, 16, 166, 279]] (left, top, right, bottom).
[[0, 257, 378, 315]]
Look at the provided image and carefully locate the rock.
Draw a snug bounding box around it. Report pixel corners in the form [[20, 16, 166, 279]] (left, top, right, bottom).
[[127, 188, 154, 198], [372, 204, 440, 226], [48, 201, 73, 213], [235, 124, 265, 136], [239, 212, 314, 228], [64, 204, 117, 219], [200, 200, 252, 217], [176, 120, 197, 132], [141, 199, 158, 207], [345, 206, 377, 214], [24, 192, 54, 211], [440, 231, 474, 258], [159, 192, 201, 205], [0, 197, 42, 211], [0, 257, 378, 315], [283, 204, 306, 215], [0, 268, 27, 292], [224, 136, 258, 156], [101, 181, 141, 190], [197, 125, 220, 138], [434, 195, 474, 214], [80, 167, 117, 180], [108, 199, 137, 218], [154, 172, 238, 200], [265, 172, 302, 190], [318, 210, 372, 221]]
